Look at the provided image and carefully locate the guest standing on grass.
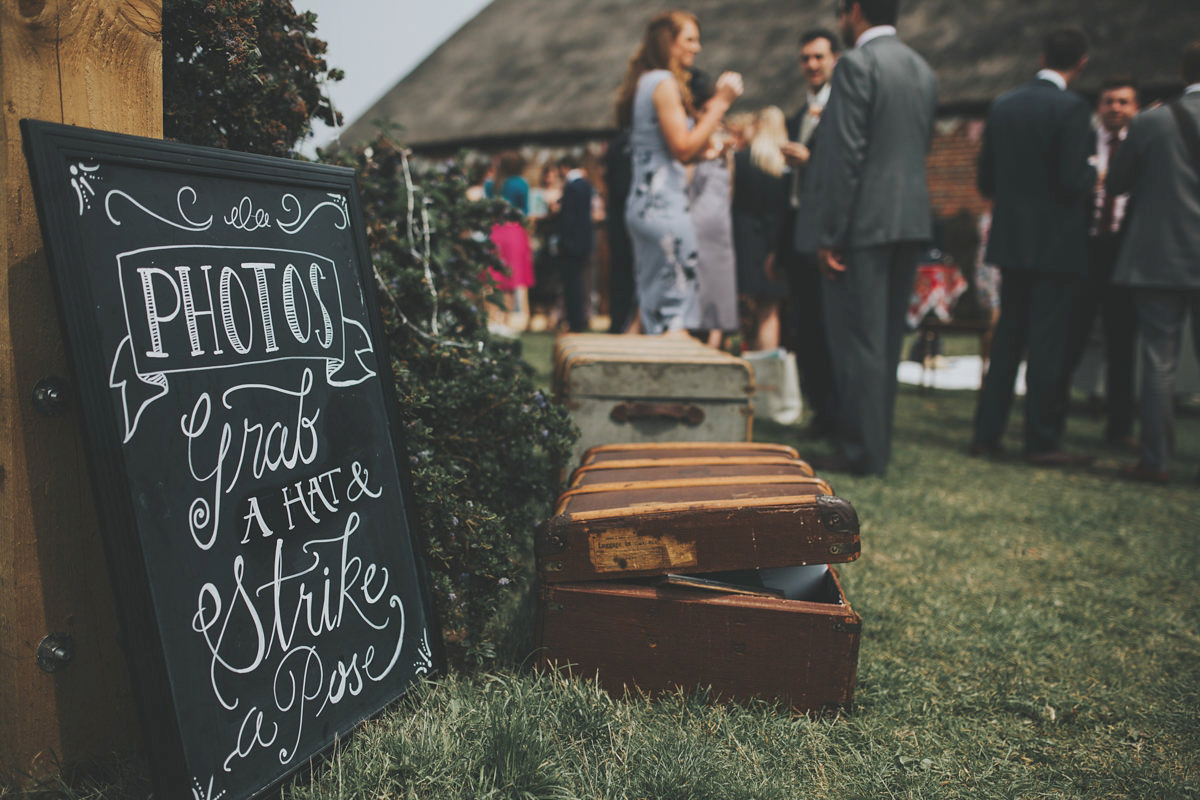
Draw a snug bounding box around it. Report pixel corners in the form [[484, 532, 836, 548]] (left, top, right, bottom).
[[1109, 41, 1200, 486], [1060, 76, 1140, 453], [687, 67, 740, 348], [466, 160, 492, 203], [616, 10, 743, 337], [780, 28, 841, 440], [485, 151, 536, 333], [603, 129, 637, 333], [556, 155, 595, 333], [733, 106, 790, 352], [802, 0, 937, 477], [969, 28, 1096, 468]]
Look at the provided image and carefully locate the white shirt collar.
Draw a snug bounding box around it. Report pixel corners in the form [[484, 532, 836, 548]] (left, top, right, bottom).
[[807, 81, 832, 109], [565, 169, 586, 183], [855, 25, 896, 49], [1186, 83, 1200, 95], [1036, 69, 1068, 90]]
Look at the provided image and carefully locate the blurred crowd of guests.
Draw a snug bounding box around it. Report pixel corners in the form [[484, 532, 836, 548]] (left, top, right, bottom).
[[465, 0, 1200, 484], [466, 152, 595, 335], [970, 32, 1200, 486]]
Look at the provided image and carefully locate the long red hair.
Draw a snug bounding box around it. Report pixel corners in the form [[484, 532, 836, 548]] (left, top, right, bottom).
[[614, 10, 698, 129]]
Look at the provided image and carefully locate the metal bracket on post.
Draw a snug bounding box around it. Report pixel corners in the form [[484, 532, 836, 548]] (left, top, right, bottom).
[[36, 633, 74, 672], [32, 377, 70, 416]]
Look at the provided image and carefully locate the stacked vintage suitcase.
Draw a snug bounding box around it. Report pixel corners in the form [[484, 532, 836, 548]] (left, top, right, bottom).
[[538, 334, 863, 714], [552, 333, 755, 466]]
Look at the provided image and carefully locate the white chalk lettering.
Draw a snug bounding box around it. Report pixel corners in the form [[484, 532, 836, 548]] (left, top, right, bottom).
[[138, 267, 181, 359], [176, 264, 223, 357], [282, 264, 309, 344], [224, 196, 271, 232], [219, 266, 253, 355], [242, 263, 279, 354], [118, 247, 344, 371], [240, 495, 274, 544], [310, 263, 335, 350], [222, 706, 279, 773], [180, 369, 320, 548], [206, 511, 410, 772], [345, 461, 382, 502], [281, 467, 342, 530]]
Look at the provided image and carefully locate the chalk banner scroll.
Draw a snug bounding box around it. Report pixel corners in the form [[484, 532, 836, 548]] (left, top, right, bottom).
[[21, 120, 443, 800]]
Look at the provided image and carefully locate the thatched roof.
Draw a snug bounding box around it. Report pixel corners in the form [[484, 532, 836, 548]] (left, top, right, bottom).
[[341, 0, 1200, 151]]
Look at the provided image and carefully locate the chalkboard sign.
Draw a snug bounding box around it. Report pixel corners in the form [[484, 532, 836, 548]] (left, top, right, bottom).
[[21, 120, 443, 800]]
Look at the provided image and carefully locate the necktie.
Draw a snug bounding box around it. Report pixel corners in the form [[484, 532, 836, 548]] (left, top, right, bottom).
[[1097, 133, 1121, 234], [790, 105, 823, 208]]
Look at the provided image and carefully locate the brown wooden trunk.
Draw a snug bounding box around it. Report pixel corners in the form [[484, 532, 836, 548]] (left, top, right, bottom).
[[570, 459, 815, 486], [581, 441, 800, 463], [535, 444, 862, 714], [537, 568, 861, 714], [537, 470, 858, 583]]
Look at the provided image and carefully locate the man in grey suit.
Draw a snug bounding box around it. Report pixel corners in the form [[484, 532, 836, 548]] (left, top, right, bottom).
[[804, 0, 937, 476], [1110, 41, 1200, 485], [969, 29, 1096, 466]]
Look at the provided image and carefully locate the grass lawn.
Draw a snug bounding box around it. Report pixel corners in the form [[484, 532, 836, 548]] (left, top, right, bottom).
[[10, 332, 1200, 799]]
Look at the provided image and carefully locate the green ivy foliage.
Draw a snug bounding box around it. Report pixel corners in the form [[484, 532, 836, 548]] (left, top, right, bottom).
[[323, 136, 578, 669], [163, 0, 344, 156]]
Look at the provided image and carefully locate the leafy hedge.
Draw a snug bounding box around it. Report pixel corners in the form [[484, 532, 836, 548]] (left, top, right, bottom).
[[164, 0, 344, 156], [321, 136, 577, 669], [164, 0, 576, 670]]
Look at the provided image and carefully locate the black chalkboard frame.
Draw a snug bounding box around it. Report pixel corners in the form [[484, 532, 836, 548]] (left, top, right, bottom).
[[21, 119, 444, 800]]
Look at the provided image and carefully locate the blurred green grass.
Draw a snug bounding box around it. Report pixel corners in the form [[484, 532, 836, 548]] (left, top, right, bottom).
[[288, 332, 1200, 799]]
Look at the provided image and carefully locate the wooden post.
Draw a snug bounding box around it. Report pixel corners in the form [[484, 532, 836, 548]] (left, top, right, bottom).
[[1, 0, 161, 779]]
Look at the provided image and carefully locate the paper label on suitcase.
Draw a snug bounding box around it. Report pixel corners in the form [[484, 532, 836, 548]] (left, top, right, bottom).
[[589, 528, 699, 573]]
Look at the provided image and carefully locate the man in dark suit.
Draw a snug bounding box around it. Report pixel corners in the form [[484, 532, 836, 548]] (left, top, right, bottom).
[[779, 28, 840, 441], [970, 28, 1096, 466], [556, 155, 595, 333], [1110, 41, 1200, 484], [603, 131, 636, 333], [803, 0, 937, 476], [1061, 76, 1140, 451]]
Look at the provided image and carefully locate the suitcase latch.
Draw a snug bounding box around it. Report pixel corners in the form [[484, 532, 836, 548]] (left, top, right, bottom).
[[833, 620, 862, 634], [610, 401, 705, 426]]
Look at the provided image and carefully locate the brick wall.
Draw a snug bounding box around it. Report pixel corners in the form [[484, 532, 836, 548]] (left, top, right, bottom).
[[928, 116, 989, 220]]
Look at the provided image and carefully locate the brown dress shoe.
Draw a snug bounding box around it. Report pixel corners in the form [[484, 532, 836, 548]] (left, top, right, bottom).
[[969, 441, 1004, 458], [807, 454, 873, 476], [1105, 434, 1140, 453], [1117, 462, 1170, 485], [1025, 450, 1095, 467]]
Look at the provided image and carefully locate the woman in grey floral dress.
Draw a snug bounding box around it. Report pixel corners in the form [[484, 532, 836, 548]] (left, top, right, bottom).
[[614, 11, 742, 335]]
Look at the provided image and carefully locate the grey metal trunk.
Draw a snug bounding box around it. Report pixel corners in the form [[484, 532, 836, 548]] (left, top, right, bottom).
[[553, 334, 755, 466]]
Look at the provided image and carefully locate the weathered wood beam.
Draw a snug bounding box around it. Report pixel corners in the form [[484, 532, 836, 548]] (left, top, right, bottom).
[[1, 0, 160, 779]]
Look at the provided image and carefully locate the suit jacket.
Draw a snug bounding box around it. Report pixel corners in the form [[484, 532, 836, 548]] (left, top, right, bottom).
[[1090, 126, 1130, 238], [1108, 92, 1200, 289], [781, 101, 814, 255], [805, 34, 937, 250], [557, 176, 594, 259], [786, 105, 805, 144], [977, 78, 1095, 274]]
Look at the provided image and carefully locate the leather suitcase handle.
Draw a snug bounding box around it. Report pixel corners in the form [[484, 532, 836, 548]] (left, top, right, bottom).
[[610, 401, 705, 426]]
